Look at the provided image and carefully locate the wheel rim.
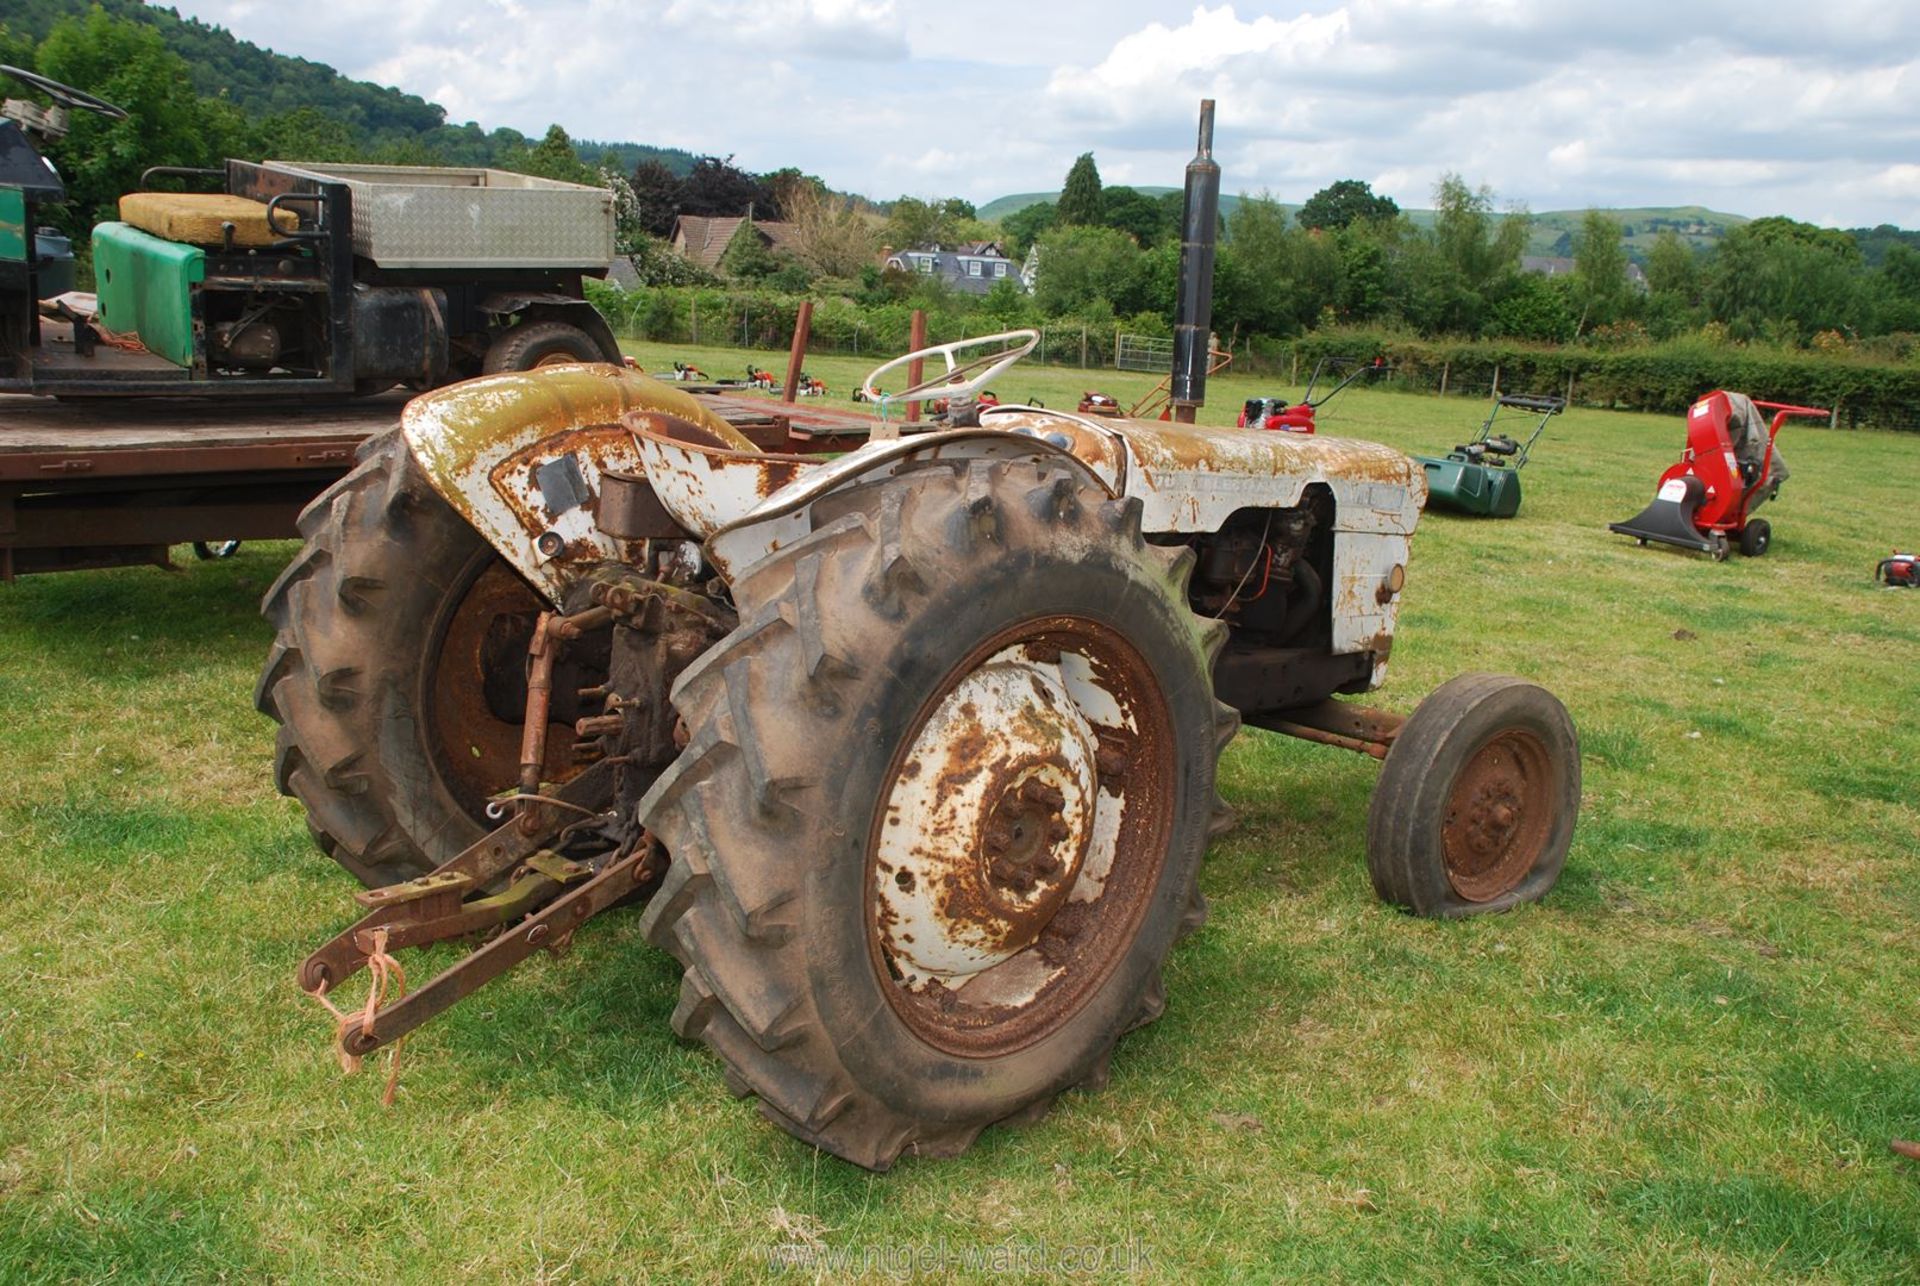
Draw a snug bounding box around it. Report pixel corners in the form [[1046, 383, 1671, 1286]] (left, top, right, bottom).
[[427, 556, 581, 821], [533, 351, 580, 369], [1440, 728, 1555, 902], [866, 617, 1174, 1058]]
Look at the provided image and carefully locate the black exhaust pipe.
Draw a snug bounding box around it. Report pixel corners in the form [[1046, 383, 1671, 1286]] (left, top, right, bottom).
[[1170, 99, 1220, 423]]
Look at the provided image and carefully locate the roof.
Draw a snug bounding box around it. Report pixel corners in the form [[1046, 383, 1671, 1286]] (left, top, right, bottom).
[[670, 214, 798, 271], [884, 244, 1025, 296]]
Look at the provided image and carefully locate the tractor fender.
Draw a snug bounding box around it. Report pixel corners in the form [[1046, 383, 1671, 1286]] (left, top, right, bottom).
[[398, 363, 745, 602], [479, 291, 624, 363], [675, 429, 1118, 582]]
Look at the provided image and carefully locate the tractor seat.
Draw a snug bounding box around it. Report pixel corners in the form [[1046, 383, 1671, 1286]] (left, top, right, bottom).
[[118, 192, 289, 250]]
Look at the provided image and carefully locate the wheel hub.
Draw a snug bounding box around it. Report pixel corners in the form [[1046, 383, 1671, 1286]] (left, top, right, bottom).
[[873, 658, 1098, 981], [865, 620, 1174, 1058], [1441, 728, 1553, 902]]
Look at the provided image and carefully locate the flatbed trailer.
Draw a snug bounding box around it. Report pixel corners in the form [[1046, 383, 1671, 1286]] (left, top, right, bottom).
[[0, 387, 882, 578]]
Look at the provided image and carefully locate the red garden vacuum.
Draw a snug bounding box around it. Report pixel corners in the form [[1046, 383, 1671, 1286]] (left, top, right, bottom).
[[1240, 354, 1389, 434], [1609, 390, 1827, 561], [1877, 552, 1919, 588]]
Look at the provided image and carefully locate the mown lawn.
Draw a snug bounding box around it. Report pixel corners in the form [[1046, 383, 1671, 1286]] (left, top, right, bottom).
[[1, 341, 1917, 1281]]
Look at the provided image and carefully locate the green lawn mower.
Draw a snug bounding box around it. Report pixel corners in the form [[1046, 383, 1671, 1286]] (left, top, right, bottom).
[[1414, 394, 1565, 517]]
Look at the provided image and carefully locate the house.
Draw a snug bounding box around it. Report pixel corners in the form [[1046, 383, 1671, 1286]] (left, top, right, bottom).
[[670, 213, 799, 275], [1522, 255, 1648, 288], [883, 241, 1026, 295]]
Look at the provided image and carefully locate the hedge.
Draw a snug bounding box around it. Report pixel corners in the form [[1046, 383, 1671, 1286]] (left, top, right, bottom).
[[586, 282, 1920, 432]]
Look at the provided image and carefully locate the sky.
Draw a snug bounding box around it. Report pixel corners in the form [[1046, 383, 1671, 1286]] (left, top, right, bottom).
[[170, 0, 1920, 228]]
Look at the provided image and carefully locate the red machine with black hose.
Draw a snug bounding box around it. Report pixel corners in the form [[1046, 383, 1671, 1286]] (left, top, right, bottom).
[[1609, 390, 1826, 561], [1878, 552, 1919, 588]]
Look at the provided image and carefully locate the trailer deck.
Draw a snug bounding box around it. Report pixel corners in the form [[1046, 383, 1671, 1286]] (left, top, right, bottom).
[[0, 385, 885, 578]]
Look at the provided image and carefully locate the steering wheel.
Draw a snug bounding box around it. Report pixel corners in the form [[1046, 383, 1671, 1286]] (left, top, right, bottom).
[[0, 64, 129, 121], [860, 329, 1038, 438]]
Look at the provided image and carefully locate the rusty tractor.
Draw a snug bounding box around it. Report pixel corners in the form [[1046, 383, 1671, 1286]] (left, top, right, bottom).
[[261, 103, 1579, 1169]]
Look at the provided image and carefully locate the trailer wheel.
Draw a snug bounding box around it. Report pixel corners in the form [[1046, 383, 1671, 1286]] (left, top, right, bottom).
[[1738, 519, 1771, 558], [1365, 674, 1578, 918], [257, 431, 589, 886], [482, 320, 604, 374], [193, 540, 241, 560], [637, 459, 1237, 1169]]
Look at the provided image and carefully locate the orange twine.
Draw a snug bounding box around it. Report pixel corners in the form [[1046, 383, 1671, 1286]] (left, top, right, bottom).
[[306, 926, 409, 1107]]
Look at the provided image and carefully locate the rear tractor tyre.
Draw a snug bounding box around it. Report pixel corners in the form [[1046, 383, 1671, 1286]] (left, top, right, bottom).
[[481, 320, 605, 374], [637, 459, 1239, 1169], [257, 431, 589, 886], [1365, 674, 1579, 918], [1739, 519, 1771, 558]]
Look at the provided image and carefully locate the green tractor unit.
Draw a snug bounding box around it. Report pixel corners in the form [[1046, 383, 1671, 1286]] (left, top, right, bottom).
[[1, 65, 622, 398], [1413, 394, 1565, 518]]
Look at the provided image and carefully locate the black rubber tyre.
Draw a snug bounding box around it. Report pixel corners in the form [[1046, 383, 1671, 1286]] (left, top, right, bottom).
[[1739, 519, 1771, 558], [481, 320, 604, 374], [1365, 673, 1579, 918], [637, 459, 1238, 1169], [257, 431, 558, 887], [193, 540, 241, 560]]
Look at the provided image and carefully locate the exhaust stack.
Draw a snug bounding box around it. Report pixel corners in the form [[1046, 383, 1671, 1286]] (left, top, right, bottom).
[[1170, 99, 1220, 424]]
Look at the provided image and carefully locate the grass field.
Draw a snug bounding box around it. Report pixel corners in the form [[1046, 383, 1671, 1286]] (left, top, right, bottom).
[[2, 340, 1917, 1281]]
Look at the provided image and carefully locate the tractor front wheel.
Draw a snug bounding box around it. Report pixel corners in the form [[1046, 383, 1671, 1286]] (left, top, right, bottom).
[[1365, 674, 1579, 917], [637, 459, 1238, 1169]]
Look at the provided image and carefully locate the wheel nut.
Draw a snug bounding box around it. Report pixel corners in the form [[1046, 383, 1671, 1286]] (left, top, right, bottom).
[[1021, 780, 1065, 811], [983, 825, 1012, 854]]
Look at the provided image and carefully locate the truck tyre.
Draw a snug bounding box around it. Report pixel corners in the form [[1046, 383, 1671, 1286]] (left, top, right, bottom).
[[482, 320, 605, 374], [637, 459, 1238, 1169], [257, 431, 580, 886], [1365, 674, 1578, 918]]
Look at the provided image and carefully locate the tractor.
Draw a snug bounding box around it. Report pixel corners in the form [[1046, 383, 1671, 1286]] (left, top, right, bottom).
[[262, 103, 1580, 1170]]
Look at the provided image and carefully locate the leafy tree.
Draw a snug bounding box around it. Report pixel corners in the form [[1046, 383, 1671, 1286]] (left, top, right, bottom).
[[1030, 224, 1145, 316], [883, 196, 949, 250], [1216, 193, 1340, 337], [1406, 174, 1528, 336], [941, 197, 976, 222], [999, 201, 1056, 259], [629, 159, 681, 237], [1571, 209, 1630, 335], [1488, 272, 1576, 342], [1057, 152, 1103, 226], [679, 154, 770, 218], [1644, 229, 1698, 298], [717, 221, 780, 281], [34, 9, 234, 236], [1296, 179, 1399, 231], [781, 181, 879, 279], [255, 106, 359, 162], [1706, 216, 1864, 342], [1101, 185, 1171, 247], [499, 124, 600, 186]]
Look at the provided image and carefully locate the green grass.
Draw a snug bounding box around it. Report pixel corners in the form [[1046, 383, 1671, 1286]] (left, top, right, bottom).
[[2, 343, 1918, 1281]]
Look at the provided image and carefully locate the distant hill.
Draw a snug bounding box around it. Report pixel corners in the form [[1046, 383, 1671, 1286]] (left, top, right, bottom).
[[982, 187, 1754, 259], [4, 0, 697, 172]]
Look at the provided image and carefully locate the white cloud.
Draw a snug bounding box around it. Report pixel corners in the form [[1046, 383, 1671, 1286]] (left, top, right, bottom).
[[159, 0, 1920, 226]]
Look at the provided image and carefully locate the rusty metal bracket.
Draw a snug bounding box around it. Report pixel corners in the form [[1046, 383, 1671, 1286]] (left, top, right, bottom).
[[1247, 699, 1406, 760], [297, 758, 615, 995], [333, 838, 664, 1060]]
